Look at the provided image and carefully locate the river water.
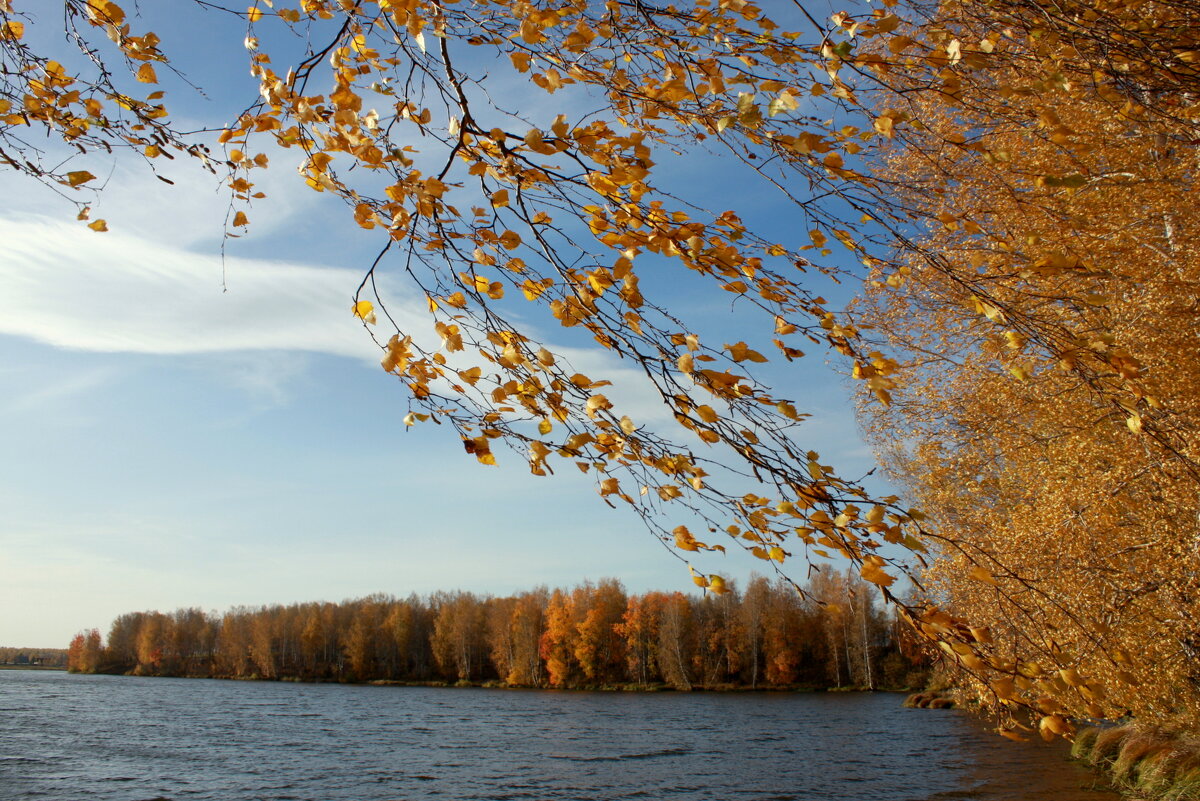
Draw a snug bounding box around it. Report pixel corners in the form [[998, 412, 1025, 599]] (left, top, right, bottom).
[[1, 670, 1119, 801]]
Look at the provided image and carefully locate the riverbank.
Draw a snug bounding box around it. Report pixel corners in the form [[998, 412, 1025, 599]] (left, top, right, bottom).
[[0, 664, 67, 671], [76, 669, 909, 693], [1071, 724, 1200, 800]]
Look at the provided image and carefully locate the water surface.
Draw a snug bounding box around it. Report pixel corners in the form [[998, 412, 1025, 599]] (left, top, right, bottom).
[[0, 671, 1119, 800]]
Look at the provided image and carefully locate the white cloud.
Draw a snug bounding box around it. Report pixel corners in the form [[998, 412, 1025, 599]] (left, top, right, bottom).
[[0, 213, 680, 424], [0, 215, 387, 358]]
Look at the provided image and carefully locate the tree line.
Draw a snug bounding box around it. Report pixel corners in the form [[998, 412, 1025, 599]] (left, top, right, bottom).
[[0, 647, 67, 667], [67, 573, 928, 690]]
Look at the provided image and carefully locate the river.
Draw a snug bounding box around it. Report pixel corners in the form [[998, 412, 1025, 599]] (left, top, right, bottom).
[[0, 670, 1119, 800]]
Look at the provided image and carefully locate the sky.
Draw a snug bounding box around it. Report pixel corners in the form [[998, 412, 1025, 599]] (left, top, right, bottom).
[[0, 0, 891, 646]]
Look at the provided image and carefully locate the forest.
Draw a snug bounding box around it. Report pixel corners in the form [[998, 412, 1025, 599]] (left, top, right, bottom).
[[0, 647, 67, 667], [65, 575, 928, 690]]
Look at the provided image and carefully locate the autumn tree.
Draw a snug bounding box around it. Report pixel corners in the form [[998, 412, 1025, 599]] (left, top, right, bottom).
[[692, 581, 744, 687], [539, 587, 579, 687], [380, 599, 415, 679], [506, 588, 550, 686], [617, 591, 664, 686], [656, 591, 695, 690], [105, 612, 144, 673], [571, 579, 628, 685], [430, 591, 488, 681], [66, 629, 102, 673], [852, 0, 1200, 732], [345, 597, 386, 680]]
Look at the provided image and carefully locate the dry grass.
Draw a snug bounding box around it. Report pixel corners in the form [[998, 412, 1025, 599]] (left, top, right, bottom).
[[903, 692, 931, 708], [1090, 725, 1136, 767], [1071, 724, 1200, 801], [1163, 765, 1200, 801], [1071, 727, 1100, 759], [1114, 733, 1170, 780], [1134, 746, 1190, 797]]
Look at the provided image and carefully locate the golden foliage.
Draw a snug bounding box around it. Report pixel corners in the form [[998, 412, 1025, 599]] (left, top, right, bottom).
[[856, 0, 1200, 731]]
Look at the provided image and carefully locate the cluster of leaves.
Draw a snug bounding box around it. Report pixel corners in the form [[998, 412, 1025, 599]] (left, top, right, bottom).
[[7, 0, 1199, 736], [4, 0, 927, 620], [0, 0, 217, 228], [67, 574, 924, 690]]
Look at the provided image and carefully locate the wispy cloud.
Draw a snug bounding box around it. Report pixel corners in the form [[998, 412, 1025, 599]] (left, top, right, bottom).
[[0, 215, 386, 358], [0, 364, 119, 416], [0, 213, 678, 423]]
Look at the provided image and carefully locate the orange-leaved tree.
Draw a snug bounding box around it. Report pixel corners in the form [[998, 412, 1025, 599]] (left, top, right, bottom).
[[853, 0, 1200, 732]]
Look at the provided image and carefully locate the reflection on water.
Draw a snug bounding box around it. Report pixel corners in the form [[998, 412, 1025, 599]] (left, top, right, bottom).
[[0, 670, 1119, 801]]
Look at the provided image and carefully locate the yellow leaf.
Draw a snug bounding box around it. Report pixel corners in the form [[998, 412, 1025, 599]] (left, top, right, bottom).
[[136, 63, 157, 84], [65, 171, 96, 187], [232, 211, 249, 227], [674, 526, 699, 552], [726, 341, 767, 363], [860, 555, 895, 587], [87, 219, 108, 232], [537, 419, 553, 435], [1038, 714, 1070, 741], [0, 20, 25, 40], [968, 565, 999, 585], [247, 5, 262, 22], [510, 52, 532, 72], [353, 300, 377, 325]]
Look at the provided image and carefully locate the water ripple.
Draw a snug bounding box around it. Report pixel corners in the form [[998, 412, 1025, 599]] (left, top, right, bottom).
[[0, 671, 1121, 801]]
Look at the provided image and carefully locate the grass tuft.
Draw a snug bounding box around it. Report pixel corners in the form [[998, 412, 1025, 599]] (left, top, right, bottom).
[[1133, 745, 1187, 796], [1161, 765, 1200, 801], [1114, 732, 1168, 780], [1071, 726, 1101, 761], [1070, 725, 1200, 801], [1089, 725, 1134, 767]]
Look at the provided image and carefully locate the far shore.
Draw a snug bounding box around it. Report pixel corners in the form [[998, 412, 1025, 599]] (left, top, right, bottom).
[[0, 664, 68, 671]]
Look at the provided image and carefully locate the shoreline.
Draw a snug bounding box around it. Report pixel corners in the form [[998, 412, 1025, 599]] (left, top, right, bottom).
[[0, 664, 68, 671], [64, 670, 910, 694]]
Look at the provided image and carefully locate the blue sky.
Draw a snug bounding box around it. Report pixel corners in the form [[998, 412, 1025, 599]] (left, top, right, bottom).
[[1, 0, 889, 646]]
